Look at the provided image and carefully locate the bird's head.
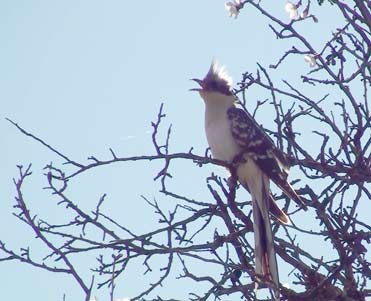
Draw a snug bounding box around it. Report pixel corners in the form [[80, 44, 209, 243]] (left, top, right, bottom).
[[191, 60, 233, 100]]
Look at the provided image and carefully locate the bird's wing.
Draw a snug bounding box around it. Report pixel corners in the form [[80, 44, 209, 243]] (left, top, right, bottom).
[[227, 106, 307, 210]]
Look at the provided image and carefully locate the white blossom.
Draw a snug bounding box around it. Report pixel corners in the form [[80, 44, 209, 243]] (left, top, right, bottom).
[[304, 54, 317, 67], [114, 298, 130, 301], [285, 1, 299, 20], [282, 283, 290, 289], [225, 0, 241, 19]]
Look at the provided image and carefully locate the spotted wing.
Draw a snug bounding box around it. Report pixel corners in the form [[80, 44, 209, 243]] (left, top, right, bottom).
[[227, 106, 307, 210]]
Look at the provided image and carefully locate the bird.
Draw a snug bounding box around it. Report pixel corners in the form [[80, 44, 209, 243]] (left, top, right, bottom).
[[191, 60, 307, 299]]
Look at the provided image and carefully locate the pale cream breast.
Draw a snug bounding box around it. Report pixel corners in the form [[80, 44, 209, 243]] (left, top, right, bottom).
[[205, 115, 241, 162], [201, 90, 241, 162]]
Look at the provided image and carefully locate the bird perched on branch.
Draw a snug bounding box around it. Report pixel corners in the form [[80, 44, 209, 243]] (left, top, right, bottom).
[[191, 60, 307, 299]]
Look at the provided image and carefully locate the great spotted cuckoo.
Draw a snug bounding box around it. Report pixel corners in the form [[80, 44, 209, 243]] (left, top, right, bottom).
[[191, 61, 307, 299]]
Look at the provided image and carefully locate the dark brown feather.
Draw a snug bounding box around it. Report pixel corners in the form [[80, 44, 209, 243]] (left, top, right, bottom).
[[227, 106, 307, 210]]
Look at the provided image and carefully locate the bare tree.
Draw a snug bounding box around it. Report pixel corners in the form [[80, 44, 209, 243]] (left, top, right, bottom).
[[2, 1, 370, 300]]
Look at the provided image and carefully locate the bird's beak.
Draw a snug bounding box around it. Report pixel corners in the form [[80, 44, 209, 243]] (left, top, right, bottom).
[[189, 78, 203, 91]]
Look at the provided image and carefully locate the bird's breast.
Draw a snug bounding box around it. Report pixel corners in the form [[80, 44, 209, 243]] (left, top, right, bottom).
[[205, 116, 241, 162]]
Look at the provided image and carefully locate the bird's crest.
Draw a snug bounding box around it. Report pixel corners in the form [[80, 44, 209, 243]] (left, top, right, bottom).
[[205, 60, 233, 90], [192, 60, 233, 96], [204, 60, 233, 95]]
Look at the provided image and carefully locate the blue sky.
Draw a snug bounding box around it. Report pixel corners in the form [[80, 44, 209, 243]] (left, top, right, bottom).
[[1, 1, 360, 300]]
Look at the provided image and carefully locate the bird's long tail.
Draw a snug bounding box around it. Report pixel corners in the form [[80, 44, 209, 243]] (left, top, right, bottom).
[[250, 177, 280, 300]]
